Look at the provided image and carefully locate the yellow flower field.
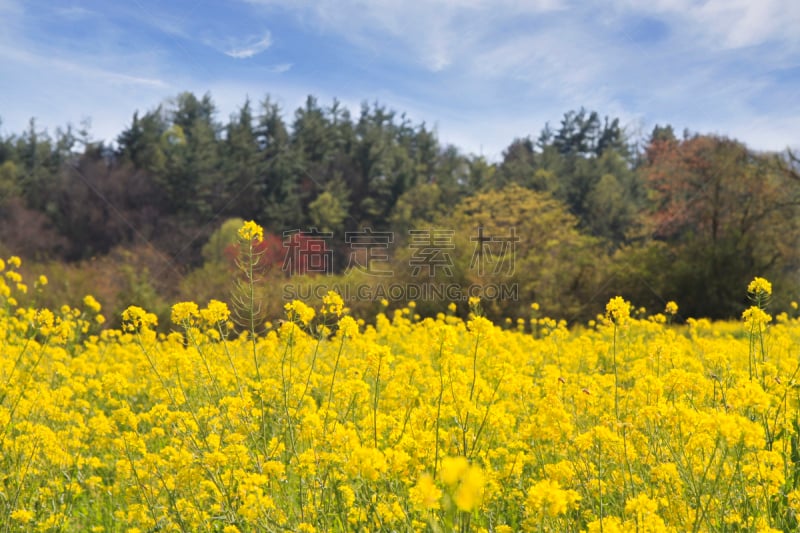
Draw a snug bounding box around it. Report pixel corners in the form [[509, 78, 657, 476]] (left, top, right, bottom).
[[1, 249, 799, 532]]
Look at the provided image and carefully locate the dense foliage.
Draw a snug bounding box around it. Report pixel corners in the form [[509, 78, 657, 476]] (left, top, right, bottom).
[[1, 94, 798, 323]]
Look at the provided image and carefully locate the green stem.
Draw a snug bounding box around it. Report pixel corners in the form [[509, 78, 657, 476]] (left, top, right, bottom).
[[322, 334, 347, 440], [613, 324, 619, 421]]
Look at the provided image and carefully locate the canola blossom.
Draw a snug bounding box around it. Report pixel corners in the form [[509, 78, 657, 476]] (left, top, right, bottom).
[[0, 261, 799, 531], [237, 220, 264, 243], [748, 277, 773, 298]]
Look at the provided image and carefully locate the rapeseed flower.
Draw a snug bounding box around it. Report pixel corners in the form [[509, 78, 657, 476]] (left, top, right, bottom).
[[83, 294, 102, 313], [625, 493, 661, 523], [321, 291, 344, 317], [742, 306, 771, 327], [587, 517, 625, 533], [171, 301, 200, 325], [410, 474, 441, 510], [284, 300, 315, 326], [10, 509, 34, 524], [337, 315, 359, 337], [525, 479, 580, 517], [36, 308, 55, 335], [237, 220, 264, 243], [454, 464, 485, 512], [747, 277, 772, 298], [200, 299, 231, 324], [121, 305, 158, 331], [0, 268, 798, 531], [605, 296, 631, 325], [440, 456, 469, 487]]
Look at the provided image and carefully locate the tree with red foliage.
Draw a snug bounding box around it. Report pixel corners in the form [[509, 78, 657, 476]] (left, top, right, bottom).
[[642, 133, 800, 316], [225, 231, 334, 277]]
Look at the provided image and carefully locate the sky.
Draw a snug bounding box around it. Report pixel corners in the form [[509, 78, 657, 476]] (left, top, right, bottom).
[[0, 0, 798, 161]]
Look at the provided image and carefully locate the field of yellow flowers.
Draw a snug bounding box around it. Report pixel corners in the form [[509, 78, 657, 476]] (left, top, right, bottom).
[[1, 234, 799, 531]]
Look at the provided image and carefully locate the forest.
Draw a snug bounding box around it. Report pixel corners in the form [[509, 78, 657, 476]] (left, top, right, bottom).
[[1, 91, 798, 327]]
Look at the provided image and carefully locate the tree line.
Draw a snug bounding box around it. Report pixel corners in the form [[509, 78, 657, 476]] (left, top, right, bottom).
[[1, 92, 798, 324]]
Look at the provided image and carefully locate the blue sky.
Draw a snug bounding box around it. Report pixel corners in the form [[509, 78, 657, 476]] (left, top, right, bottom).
[[0, 0, 798, 160]]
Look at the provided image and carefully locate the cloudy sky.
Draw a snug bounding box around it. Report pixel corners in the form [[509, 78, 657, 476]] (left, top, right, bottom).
[[0, 0, 798, 160]]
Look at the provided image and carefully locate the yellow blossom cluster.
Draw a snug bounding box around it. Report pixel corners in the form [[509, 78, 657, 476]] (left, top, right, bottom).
[[171, 301, 200, 324], [237, 220, 264, 243], [284, 300, 316, 326], [748, 276, 773, 298], [605, 295, 631, 325], [0, 270, 798, 531]]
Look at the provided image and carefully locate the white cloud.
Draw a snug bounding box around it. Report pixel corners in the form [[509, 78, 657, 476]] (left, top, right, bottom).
[[54, 6, 97, 20], [0, 45, 168, 88], [268, 63, 292, 73], [246, 0, 564, 71], [225, 32, 272, 58], [614, 0, 800, 52], [2, 0, 797, 159]]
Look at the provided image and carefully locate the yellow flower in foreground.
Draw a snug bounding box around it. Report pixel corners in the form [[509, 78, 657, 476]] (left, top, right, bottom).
[[440, 456, 469, 487], [747, 277, 772, 298], [625, 493, 660, 523], [742, 306, 771, 327], [83, 294, 102, 313], [664, 301, 678, 315], [122, 305, 158, 332], [322, 291, 344, 317], [7, 255, 21, 268], [337, 316, 359, 338], [587, 517, 624, 533], [36, 309, 55, 332], [10, 508, 34, 524], [454, 464, 485, 512], [526, 479, 580, 517], [285, 300, 315, 326], [788, 489, 800, 513], [606, 296, 631, 324], [409, 473, 441, 511], [171, 302, 200, 325], [238, 220, 264, 243], [201, 299, 230, 324]]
